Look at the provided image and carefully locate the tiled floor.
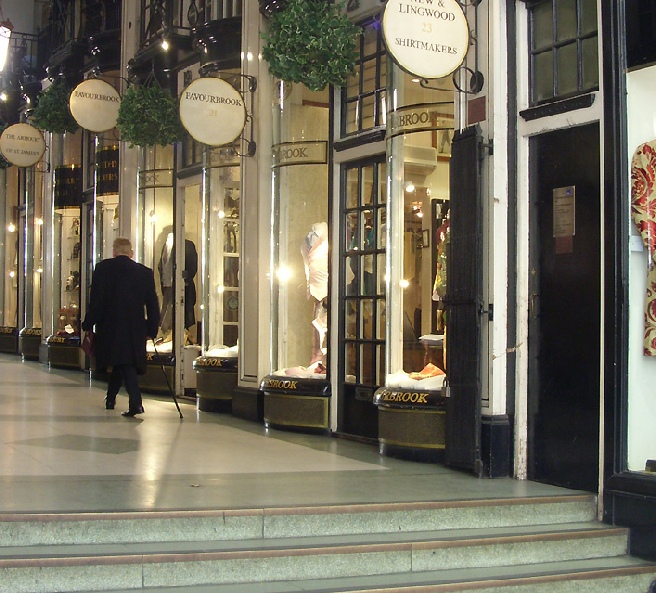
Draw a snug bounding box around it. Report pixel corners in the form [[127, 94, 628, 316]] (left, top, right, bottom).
[[0, 354, 579, 514]]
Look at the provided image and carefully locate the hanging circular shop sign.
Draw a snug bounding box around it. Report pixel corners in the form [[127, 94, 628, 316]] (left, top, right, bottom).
[[69, 79, 121, 132], [0, 123, 45, 167], [382, 0, 470, 79], [179, 78, 246, 146]]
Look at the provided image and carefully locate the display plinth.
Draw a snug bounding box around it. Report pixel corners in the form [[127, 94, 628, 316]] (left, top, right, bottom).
[[139, 351, 175, 394], [46, 334, 81, 369], [0, 326, 18, 354], [193, 356, 237, 413], [373, 386, 448, 462], [233, 386, 264, 422], [19, 328, 41, 361], [261, 375, 330, 432]]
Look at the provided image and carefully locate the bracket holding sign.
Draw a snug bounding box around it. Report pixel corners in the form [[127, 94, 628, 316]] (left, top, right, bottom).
[[179, 73, 257, 157], [382, 0, 484, 94]]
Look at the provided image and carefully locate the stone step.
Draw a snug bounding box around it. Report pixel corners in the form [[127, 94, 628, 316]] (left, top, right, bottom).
[[2, 557, 656, 593], [0, 523, 632, 592], [0, 495, 597, 547]]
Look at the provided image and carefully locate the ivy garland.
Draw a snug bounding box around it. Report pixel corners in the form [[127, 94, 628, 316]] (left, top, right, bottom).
[[31, 80, 79, 135], [116, 84, 186, 148], [262, 0, 360, 92]]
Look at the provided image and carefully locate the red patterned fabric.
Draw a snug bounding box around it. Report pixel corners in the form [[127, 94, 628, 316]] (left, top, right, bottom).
[[631, 141, 656, 355]]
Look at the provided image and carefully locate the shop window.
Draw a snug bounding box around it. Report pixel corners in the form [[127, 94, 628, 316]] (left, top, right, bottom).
[[386, 67, 453, 384], [527, 0, 598, 105], [203, 144, 240, 352], [180, 134, 204, 171], [341, 159, 387, 386], [626, 0, 656, 68], [137, 144, 175, 348], [341, 19, 387, 137], [0, 168, 19, 328], [270, 83, 330, 377]]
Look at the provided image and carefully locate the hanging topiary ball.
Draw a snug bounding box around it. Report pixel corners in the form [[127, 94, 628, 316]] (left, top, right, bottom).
[[31, 79, 79, 135], [116, 84, 187, 148], [262, 0, 360, 92]]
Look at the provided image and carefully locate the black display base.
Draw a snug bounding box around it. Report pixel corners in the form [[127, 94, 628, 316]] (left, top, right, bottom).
[[194, 358, 238, 413], [232, 386, 263, 422], [19, 332, 41, 361], [0, 327, 18, 354], [377, 406, 446, 462], [139, 357, 174, 395], [263, 393, 330, 433], [261, 375, 331, 433], [47, 340, 81, 370], [379, 442, 445, 464], [604, 473, 656, 561]]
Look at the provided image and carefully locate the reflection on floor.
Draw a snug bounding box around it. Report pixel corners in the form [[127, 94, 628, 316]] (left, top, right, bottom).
[[0, 354, 579, 514]]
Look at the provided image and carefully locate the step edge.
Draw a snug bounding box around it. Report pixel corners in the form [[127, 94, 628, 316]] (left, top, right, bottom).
[[0, 495, 595, 523]]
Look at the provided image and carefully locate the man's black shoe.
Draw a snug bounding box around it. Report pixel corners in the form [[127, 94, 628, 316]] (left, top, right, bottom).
[[105, 399, 115, 410], [121, 407, 145, 417]]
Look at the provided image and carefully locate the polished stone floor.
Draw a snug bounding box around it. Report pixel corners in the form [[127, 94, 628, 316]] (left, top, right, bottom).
[[0, 354, 579, 514]]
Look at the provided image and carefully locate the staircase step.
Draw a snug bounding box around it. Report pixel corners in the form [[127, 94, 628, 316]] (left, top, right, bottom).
[[0, 495, 596, 547], [1, 494, 653, 593], [5, 559, 656, 593], [0, 525, 631, 592]]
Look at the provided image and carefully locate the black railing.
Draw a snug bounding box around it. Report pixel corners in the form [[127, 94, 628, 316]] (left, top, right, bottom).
[[83, 0, 122, 37]]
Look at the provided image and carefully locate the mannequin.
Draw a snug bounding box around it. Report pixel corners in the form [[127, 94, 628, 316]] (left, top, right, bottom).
[[157, 233, 199, 338], [301, 222, 329, 365]]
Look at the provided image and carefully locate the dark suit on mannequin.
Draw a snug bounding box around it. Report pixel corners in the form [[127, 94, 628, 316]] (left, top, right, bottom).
[[82, 237, 160, 416]]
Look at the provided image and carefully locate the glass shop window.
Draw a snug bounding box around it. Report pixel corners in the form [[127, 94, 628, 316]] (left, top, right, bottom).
[[138, 144, 175, 352], [342, 158, 387, 387], [0, 166, 19, 327], [626, 60, 656, 476], [341, 19, 387, 137], [386, 67, 454, 386], [202, 144, 240, 355], [528, 0, 598, 105], [53, 163, 83, 338], [271, 82, 330, 378], [25, 165, 44, 330]]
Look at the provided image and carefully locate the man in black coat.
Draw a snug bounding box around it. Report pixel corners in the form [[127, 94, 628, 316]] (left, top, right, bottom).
[[82, 237, 160, 417]]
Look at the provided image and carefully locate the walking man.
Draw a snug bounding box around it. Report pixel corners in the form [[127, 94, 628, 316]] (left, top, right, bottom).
[[82, 237, 160, 417]]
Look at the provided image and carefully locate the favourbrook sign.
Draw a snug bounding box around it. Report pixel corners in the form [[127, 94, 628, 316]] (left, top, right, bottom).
[[179, 78, 247, 146], [382, 0, 469, 79]]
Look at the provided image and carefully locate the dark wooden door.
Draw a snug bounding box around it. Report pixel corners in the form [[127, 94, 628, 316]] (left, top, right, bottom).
[[528, 123, 600, 492], [445, 126, 483, 475]]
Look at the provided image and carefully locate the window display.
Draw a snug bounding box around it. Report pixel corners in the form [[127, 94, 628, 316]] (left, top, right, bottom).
[[52, 165, 82, 339], [0, 166, 19, 353], [138, 145, 174, 351], [384, 68, 454, 392], [270, 82, 329, 379], [201, 145, 240, 357], [627, 65, 656, 475]]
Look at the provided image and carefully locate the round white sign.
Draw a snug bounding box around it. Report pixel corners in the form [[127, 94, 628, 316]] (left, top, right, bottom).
[[69, 79, 121, 133], [382, 0, 470, 79], [0, 123, 46, 167], [179, 78, 246, 146]]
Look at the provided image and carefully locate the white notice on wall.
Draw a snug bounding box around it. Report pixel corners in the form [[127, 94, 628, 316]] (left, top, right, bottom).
[[553, 186, 576, 238]]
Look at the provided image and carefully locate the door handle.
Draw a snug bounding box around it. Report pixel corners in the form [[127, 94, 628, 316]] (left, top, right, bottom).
[[529, 293, 539, 318]]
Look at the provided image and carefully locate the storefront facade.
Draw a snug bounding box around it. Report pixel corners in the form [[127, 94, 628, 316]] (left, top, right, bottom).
[[0, 0, 654, 557]]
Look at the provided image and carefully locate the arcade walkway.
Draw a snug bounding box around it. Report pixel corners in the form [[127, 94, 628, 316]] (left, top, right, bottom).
[[0, 354, 577, 514]]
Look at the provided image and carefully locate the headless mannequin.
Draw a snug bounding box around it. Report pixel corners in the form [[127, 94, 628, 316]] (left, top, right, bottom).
[[157, 233, 198, 338], [301, 222, 329, 365]]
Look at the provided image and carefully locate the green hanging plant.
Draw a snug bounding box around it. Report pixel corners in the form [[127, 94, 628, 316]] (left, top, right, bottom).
[[262, 0, 360, 92], [31, 79, 79, 134], [116, 84, 186, 148]]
